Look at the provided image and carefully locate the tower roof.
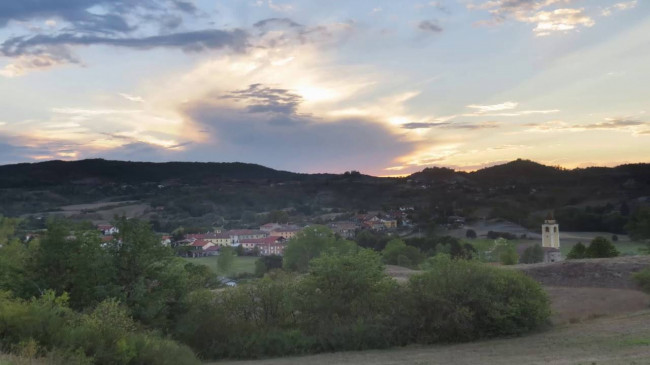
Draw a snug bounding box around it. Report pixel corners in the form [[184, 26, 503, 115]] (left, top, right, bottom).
[[545, 211, 554, 221]]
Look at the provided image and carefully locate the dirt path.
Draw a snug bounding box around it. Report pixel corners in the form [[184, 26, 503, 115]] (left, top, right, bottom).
[[214, 310, 650, 365]]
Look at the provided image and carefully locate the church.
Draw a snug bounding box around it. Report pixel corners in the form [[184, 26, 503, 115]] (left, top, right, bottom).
[[541, 213, 563, 263]]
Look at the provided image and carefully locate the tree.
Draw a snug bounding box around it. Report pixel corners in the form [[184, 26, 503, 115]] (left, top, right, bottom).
[[255, 255, 283, 277], [626, 208, 650, 243], [283, 226, 356, 272], [265, 210, 289, 224], [521, 244, 544, 264], [566, 242, 587, 259], [494, 238, 518, 265], [381, 239, 423, 268], [465, 229, 477, 239], [296, 248, 397, 332], [586, 236, 619, 258], [217, 246, 236, 275]]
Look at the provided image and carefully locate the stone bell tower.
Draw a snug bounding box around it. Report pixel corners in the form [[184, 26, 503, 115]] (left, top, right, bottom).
[[542, 212, 560, 249]]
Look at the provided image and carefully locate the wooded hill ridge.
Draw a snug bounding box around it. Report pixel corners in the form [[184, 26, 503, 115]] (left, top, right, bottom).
[[1, 158, 649, 187]]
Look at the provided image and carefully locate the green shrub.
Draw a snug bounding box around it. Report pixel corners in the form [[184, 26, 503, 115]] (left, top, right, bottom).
[[633, 267, 650, 294], [586, 237, 619, 258], [0, 291, 200, 365], [567, 242, 587, 259], [408, 255, 550, 342]]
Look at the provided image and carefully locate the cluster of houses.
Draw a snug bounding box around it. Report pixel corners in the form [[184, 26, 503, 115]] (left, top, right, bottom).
[[176, 224, 302, 257], [91, 209, 414, 259]]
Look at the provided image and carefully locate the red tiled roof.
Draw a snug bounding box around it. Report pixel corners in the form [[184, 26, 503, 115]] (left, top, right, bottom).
[[190, 239, 210, 247]]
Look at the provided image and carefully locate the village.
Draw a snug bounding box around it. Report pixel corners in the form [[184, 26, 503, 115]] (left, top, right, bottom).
[[96, 211, 408, 258]]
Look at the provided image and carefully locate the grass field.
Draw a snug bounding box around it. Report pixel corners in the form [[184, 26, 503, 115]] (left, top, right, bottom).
[[183, 255, 258, 276], [215, 310, 650, 365], [466, 234, 648, 261]]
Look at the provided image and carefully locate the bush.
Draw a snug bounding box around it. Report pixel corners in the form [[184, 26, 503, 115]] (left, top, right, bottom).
[[381, 239, 423, 268], [0, 291, 200, 365], [585, 237, 619, 258], [633, 267, 650, 294], [465, 229, 477, 239], [521, 244, 544, 264], [408, 256, 550, 342], [567, 242, 588, 259]]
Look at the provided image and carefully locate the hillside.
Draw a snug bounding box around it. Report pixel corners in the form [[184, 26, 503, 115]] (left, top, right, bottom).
[[1, 158, 649, 233], [0, 159, 301, 188]]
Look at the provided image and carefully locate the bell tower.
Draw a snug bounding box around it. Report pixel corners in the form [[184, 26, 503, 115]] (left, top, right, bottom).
[[542, 212, 560, 248]]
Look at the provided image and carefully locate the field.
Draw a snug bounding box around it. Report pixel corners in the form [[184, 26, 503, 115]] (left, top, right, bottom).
[[464, 232, 647, 261], [216, 310, 650, 365], [183, 255, 258, 276], [216, 257, 650, 365]]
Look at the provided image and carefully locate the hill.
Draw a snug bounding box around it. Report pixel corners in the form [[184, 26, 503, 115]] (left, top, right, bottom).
[[1, 158, 649, 233], [0, 159, 301, 188]]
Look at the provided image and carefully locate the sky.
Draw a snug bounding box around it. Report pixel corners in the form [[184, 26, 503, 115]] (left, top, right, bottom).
[[0, 0, 648, 176]]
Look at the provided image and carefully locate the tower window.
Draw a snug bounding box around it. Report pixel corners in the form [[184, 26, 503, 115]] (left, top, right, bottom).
[[545, 227, 549, 232], [554, 227, 557, 232]]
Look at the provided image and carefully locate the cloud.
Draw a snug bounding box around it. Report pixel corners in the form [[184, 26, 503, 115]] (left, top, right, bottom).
[[0, 50, 78, 77], [469, 0, 595, 36], [0, 0, 248, 75], [601, 1, 637, 16], [221, 84, 304, 118], [528, 8, 595, 36], [526, 118, 647, 132], [181, 104, 418, 173], [2, 29, 248, 57], [119, 93, 145, 103], [467, 101, 518, 113], [0, 0, 195, 33], [401, 121, 501, 130], [254, 18, 302, 29], [418, 20, 443, 33], [463, 101, 558, 117]]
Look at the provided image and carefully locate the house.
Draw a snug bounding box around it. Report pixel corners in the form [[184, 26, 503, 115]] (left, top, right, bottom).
[[269, 225, 301, 240], [184, 232, 233, 247], [180, 239, 215, 257], [160, 235, 171, 246], [97, 224, 119, 236], [227, 229, 267, 244], [240, 236, 286, 256], [329, 221, 359, 239], [204, 245, 220, 256]]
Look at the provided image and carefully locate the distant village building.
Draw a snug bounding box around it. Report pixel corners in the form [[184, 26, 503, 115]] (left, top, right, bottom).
[[541, 213, 562, 263]]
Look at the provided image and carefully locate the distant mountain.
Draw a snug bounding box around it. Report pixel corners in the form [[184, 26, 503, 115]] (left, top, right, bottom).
[[0, 159, 301, 188]]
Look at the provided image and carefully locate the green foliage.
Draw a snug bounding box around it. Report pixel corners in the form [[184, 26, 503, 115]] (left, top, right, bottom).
[[32, 219, 119, 309], [265, 210, 290, 224], [585, 236, 620, 258], [217, 247, 236, 275], [626, 208, 650, 243], [633, 267, 650, 294], [381, 239, 423, 268], [465, 229, 477, 239], [255, 255, 283, 277], [495, 238, 519, 265], [567, 242, 588, 259], [408, 255, 550, 342], [0, 291, 199, 365], [283, 226, 356, 272], [521, 244, 544, 264], [296, 249, 397, 335]]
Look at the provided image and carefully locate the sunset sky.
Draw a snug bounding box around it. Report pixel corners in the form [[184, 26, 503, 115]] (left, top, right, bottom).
[[0, 0, 648, 175]]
